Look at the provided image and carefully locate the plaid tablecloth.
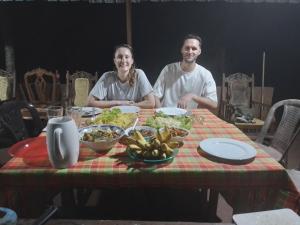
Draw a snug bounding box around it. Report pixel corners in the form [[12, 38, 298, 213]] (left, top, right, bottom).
[[0, 109, 288, 190]]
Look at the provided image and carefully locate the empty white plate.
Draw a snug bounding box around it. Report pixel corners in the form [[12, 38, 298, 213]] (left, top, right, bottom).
[[199, 138, 256, 161], [111, 105, 140, 113], [156, 107, 187, 116]]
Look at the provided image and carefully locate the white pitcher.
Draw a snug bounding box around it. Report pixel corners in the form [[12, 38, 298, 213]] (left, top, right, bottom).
[[46, 117, 79, 169]]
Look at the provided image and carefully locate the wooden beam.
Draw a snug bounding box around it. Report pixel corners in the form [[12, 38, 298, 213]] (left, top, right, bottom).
[[126, 0, 132, 45]]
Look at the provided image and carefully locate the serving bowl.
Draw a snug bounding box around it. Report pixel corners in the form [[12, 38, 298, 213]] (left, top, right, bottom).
[[159, 127, 190, 142], [125, 126, 157, 139], [79, 124, 125, 152]]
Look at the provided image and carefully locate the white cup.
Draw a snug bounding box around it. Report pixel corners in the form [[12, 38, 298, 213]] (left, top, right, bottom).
[[46, 117, 79, 169]]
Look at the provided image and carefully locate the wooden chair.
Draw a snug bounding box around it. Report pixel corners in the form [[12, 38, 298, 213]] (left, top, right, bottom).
[[256, 99, 300, 167], [24, 68, 60, 107], [220, 72, 255, 122], [65, 70, 98, 107], [0, 69, 14, 101]]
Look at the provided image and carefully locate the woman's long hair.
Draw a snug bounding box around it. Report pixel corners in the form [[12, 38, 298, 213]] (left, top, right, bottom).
[[114, 44, 137, 87]]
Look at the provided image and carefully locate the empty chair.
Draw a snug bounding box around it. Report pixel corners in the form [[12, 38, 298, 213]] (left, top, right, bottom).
[[24, 68, 60, 107], [256, 99, 300, 167], [65, 70, 98, 107], [220, 72, 255, 123]]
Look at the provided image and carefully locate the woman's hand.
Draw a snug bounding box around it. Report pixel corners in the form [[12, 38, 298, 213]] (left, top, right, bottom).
[[118, 100, 135, 106]]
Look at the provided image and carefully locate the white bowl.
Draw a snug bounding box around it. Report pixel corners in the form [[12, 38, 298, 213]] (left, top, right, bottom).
[[125, 126, 157, 139], [159, 127, 189, 142], [79, 125, 125, 152]]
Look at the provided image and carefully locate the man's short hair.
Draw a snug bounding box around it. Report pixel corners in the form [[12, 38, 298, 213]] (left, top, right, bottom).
[[182, 34, 202, 48]]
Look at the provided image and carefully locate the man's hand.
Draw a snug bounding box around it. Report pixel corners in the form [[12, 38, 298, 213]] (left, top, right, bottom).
[[177, 93, 195, 109]]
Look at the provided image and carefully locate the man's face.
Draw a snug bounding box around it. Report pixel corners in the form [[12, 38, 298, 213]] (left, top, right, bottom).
[[181, 39, 201, 64]]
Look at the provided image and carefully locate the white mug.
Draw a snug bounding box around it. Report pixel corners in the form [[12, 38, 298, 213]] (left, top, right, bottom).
[[46, 117, 79, 169]]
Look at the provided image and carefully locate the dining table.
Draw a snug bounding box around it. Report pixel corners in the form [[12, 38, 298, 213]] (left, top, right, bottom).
[[0, 109, 299, 216]]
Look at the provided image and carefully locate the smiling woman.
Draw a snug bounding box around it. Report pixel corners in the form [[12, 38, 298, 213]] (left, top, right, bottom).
[[87, 44, 155, 109]]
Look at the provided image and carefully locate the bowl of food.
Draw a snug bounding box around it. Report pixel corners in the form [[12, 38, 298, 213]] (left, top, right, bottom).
[[159, 126, 189, 142], [125, 126, 157, 139], [79, 125, 125, 151]]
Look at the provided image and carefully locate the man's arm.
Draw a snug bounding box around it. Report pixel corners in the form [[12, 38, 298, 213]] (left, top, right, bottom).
[[177, 93, 217, 110], [194, 95, 218, 110]]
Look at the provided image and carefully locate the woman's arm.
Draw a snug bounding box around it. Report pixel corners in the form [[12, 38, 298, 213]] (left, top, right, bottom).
[[154, 96, 162, 108], [133, 93, 155, 109], [87, 95, 134, 108]]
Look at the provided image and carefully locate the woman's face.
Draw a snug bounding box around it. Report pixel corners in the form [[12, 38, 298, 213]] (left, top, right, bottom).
[[114, 47, 134, 74]]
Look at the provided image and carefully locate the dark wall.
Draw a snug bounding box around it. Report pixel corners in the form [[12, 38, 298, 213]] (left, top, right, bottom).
[[1, 2, 300, 103]]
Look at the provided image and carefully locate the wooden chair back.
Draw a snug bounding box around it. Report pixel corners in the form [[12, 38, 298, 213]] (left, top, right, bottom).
[[24, 68, 59, 106], [66, 71, 98, 106], [0, 69, 14, 101], [220, 72, 255, 121]]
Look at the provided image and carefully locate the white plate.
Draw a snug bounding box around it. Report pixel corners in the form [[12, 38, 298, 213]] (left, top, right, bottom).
[[199, 138, 256, 161], [111, 106, 140, 113], [233, 208, 300, 225], [81, 107, 102, 117], [156, 107, 187, 116]]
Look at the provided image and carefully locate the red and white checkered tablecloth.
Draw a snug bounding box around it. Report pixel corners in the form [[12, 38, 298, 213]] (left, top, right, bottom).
[[2, 109, 299, 212], [0, 109, 287, 189]]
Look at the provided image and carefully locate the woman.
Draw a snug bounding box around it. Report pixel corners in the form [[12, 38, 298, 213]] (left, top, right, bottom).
[[87, 44, 155, 109]]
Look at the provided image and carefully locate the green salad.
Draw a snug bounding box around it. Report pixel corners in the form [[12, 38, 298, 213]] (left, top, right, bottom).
[[145, 112, 192, 130]]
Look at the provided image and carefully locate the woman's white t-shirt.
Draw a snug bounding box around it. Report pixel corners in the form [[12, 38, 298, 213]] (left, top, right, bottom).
[[89, 69, 153, 102]]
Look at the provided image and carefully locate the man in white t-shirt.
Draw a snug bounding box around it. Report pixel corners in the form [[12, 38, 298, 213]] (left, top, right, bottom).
[[153, 34, 218, 110]]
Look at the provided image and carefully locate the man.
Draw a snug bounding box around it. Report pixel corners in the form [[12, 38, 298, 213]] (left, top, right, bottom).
[[153, 34, 218, 110]]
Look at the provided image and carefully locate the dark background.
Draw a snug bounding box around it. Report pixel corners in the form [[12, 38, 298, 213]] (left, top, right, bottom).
[[1, 2, 300, 104]]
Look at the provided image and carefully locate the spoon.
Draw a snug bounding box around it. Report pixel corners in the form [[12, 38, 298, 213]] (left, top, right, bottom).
[[132, 117, 139, 130], [125, 118, 139, 136]]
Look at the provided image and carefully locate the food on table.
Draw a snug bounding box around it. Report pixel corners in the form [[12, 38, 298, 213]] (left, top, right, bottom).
[[80, 125, 125, 151], [87, 108, 137, 128], [82, 127, 120, 142], [129, 129, 153, 137], [127, 126, 156, 138], [169, 127, 189, 137], [120, 127, 183, 161], [145, 112, 192, 130]]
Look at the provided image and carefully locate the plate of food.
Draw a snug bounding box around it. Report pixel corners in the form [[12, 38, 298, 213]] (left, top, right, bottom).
[[79, 125, 125, 152], [159, 127, 190, 142], [126, 147, 179, 164], [145, 112, 193, 130], [125, 125, 157, 139], [120, 129, 183, 164], [87, 108, 137, 129], [111, 105, 140, 114], [155, 107, 187, 116], [81, 107, 102, 117]]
